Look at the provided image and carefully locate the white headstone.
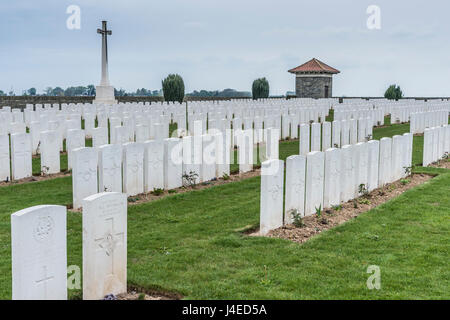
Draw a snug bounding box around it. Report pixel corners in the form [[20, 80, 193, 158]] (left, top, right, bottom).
[[299, 124, 310, 155], [323, 148, 341, 208], [322, 122, 332, 151], [72, 147, 98, 209], [92, 127, 109, 148], [122, 143, 144, 196], [378, 137, 392, 186], [11, 205, 67, 300], [260, 159, 284, 235], [164, 138, 183, 190], [40, 130, 61, 174], [11, 133, 32, 180], [98, 144, 123, 193], [305, 151, 325, 216], [367, 140, 380, 192], [66, 129, 85, 170], [201, 134, 216, 182], [0, 135, 11, 182], [310, 123, 321, 151], [144, 140, 165, 192], [82, 192, 127, 300], [284, 155, 306, 223]]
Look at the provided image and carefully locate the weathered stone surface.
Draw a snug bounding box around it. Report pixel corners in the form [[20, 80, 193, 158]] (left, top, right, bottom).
[[122, 143, 144, 196], [82, 192, 127, 300], [164, 138, 183, 189], [367, 140, 380, 192], [144, 140, 165, 192], [285, 155, 306, 223], [40, 130, 60, 174], [324, 148, 341, 208], [340, 145, 354, 202], [92, 127, 109, 148], [98, 144, 123, 193], [310, 123, 321, 151], [260, 159, 284, 235], [378, 137, 392, 186], [11, 205, 67, 300], [332, 120, 341, 148], [0, 135, 11, 182], [322, 122, 331, 151], [295, 76, 333, 98], [72, 147, 98, 209], [11, 133, 32, 180], [299, 124, 310, 155], [305, 151, 325, 216]]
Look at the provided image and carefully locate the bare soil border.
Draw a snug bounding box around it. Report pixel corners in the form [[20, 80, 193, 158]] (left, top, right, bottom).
[[249, 173, 434, 244], [429, 158, 450, 169]]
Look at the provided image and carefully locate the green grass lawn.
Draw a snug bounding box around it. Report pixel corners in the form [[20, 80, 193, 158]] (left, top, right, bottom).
[[0, 121, 448, 299]]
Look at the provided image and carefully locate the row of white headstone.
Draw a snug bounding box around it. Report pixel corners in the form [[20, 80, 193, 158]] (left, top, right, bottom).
[[410, 111, 448, 134], [71, 129, 280, 209], [423, 125, 450, 166], [11, 192, 127, 300], [260, 134, 413, 235], [298, 118, 374, 155]]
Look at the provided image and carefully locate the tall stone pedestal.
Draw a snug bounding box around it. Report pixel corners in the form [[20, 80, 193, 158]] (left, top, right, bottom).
[[94, 85, 117, 105]]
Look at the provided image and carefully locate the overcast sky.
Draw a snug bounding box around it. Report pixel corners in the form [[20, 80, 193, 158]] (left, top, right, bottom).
[[1, 0, 450, 96]]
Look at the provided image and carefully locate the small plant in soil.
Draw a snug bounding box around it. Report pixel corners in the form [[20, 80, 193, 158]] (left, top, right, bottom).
[[128, 197, 139, 203], [359, 198, 371, 205], [290, 209, 305, 228], [41, 166, 50, 176], [182, 171, 199, 188], [152, 188, 164, 196], [332, 204, 342, 211], [138, 293, 145, 300], [403, 166, 413, 176], [353, 200, 358, 209], [168, 189, 177, 194], [315, 205, 322, 218], [358, 184, 369, 197], [222, 173, 230, 181], [260, 265, 271, 285], [388, 184, 397, 191], [400, 179, 410, 185]]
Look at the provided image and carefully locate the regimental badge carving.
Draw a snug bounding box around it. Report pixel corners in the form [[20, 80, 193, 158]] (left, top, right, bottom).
[[33, 215, 54, 242], [268, 184, 281, 201]]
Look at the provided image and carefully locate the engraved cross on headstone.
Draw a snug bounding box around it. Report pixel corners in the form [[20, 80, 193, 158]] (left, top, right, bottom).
[[35, 266, 54, 297], [97, 21, 112, 86], [95, 218, 124, 275]]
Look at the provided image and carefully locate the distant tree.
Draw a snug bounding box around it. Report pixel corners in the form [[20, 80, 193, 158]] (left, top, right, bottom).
[[65, 86, 87, 96], [0, 90, 6, 96], [8, 89, 15, 96], [384, 84, 403, 100], [44, 87, 53, 96], [252, 78, 270, 100], [162, 74, 185, 103], [114, 88, 127, 97], [86, 85, 96, 96], [52, 87, 64, 96], [27, 88, 37, 96]]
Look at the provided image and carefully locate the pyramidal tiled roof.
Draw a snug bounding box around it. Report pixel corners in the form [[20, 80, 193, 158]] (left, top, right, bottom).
[[288, 58, 340, 74]]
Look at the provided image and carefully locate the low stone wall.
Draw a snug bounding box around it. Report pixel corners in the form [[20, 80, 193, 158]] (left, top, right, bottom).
[[2, 95, 449, 110]]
